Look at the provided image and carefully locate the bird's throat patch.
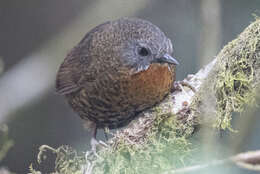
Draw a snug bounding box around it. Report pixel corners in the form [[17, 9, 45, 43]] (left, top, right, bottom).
[[126, 63, 175, 106]]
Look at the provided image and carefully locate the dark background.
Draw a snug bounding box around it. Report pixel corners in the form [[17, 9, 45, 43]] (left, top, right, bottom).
[[0, 0, 260, 173]]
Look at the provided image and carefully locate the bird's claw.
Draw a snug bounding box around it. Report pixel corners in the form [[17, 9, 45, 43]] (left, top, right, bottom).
[[173, 81, 196, 93], [90, 137, 108, 158], [84, 138, 109, 174]]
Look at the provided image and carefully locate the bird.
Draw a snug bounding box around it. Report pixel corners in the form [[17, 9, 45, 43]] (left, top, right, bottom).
[[56, 17, 179, 150]]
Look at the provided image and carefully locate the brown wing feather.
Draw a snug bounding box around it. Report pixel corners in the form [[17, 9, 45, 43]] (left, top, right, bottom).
[[55, 57, 80, 95], [56, 21, 111, 95]]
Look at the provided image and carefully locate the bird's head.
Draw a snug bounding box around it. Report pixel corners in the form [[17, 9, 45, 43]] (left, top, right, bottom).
[[114, 18, 179, 74], [79, 17, 179, 74]]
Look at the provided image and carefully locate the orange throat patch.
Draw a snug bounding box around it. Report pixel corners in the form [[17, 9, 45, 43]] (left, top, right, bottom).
[[126, 63, 175, 106]]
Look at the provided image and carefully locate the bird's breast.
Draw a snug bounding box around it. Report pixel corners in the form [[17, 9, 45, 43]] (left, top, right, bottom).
[[123, 63, 175, 109]]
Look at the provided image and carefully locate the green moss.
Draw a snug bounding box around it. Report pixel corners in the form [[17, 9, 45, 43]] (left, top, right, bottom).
[[94, 137, 191, 174], [35, 145, 86, 174], [92, 113, 194, 174], [214, 19, 260, 130]]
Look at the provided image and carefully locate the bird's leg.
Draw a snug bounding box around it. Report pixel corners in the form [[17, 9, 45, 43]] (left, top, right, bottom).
[[98, 128, 109, 148], [90, 124, 108, 156], [103, 127, 109, 141], [90, 124, 99, 153], [84, 126, 109, 174]]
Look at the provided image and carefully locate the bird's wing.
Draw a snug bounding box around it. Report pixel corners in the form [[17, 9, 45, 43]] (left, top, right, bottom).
[[55, 52, 86, 95], [56, 22, 111, 95]]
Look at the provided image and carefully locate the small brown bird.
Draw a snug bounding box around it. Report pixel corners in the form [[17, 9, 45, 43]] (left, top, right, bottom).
[[56, 17, 179, 149]]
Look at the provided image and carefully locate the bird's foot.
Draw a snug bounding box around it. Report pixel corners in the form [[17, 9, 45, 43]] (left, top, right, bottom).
[[83, 138, 108, 174], [172, 81, 196, 93], [90, 137, 108, 157]]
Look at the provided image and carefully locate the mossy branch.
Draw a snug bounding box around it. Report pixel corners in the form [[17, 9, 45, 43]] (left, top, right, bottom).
[[191, 18, 260, 130], [33, 19, 260, 174]]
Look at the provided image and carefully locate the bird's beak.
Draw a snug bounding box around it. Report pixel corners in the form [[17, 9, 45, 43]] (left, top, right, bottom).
[[155, 54, 179, 65]]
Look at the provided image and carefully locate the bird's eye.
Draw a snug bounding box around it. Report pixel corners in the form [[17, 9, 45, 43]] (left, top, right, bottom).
[[138, 47, 149, 56]]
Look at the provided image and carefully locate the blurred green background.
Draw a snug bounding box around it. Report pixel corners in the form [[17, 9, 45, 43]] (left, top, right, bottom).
[[0, 0, 260, 173]]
